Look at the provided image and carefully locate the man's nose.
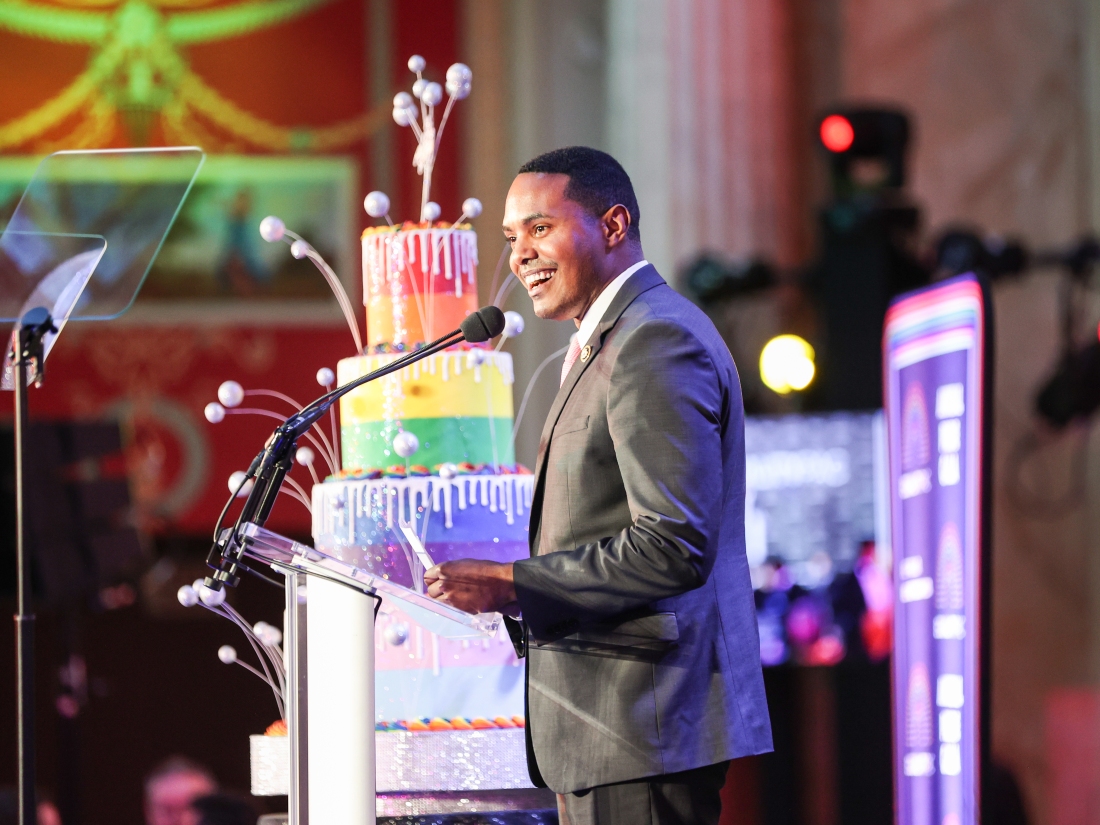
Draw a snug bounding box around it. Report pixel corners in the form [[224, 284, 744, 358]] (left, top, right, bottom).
[[511, 238, 537, 267]]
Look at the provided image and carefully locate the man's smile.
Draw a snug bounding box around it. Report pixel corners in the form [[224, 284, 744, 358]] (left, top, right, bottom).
[[523, 267, 556, 290]]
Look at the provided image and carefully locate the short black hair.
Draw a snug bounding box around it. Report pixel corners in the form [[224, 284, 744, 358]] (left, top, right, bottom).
[[518, 146, 641, 242]]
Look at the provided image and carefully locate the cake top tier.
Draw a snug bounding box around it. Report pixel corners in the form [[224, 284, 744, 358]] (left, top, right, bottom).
[[362, 222, 480, 348]]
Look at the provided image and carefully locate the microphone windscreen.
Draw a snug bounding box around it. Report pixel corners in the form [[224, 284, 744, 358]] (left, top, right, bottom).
[[460, 306, 507, 343]]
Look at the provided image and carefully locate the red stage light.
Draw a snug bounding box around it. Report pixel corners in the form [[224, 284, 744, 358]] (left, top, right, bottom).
[[820, 115, 855, 153]]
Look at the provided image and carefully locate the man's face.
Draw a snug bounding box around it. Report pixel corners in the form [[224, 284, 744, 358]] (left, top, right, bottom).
[[502, 173, 609, 322], [144, 772, 215, 825]]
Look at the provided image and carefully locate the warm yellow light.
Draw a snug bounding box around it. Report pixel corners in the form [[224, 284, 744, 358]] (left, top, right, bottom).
[[760, 335, 816, 394]]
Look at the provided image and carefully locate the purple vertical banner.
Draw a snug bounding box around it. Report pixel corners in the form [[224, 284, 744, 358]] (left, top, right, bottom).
[[883, 274, 990, 825]]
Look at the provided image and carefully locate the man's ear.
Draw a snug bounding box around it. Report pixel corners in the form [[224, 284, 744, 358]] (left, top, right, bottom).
[[601, 204, 632, 249]]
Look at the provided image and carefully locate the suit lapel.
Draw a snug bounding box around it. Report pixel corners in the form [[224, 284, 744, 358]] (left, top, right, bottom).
[[527, 265, 666, 554]]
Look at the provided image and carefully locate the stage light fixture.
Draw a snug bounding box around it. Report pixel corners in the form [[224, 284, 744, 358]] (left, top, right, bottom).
[[682, 254, 775, 303], [1035, 341, 1100, 428], [760, 335, 816, 395], [933, 228, 1028, 280], [817, 107, 910, 193], [820, 115, 855, 153]]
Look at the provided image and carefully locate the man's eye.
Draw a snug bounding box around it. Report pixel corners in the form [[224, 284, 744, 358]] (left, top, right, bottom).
[[534, 225, 548, 234]]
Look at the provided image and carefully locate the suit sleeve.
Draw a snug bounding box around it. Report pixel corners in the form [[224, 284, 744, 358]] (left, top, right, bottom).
[[512, 318, 732, 637]]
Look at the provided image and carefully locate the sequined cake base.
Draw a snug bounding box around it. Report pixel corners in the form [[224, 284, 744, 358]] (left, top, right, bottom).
[[377, 728, 533, 792], [377, 789, 557, 821], [249, 729, 536, 795]]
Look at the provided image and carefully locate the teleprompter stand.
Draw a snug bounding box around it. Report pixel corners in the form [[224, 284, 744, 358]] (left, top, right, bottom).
[[1, 148, 204, 825], [13, 308, 55, 825]]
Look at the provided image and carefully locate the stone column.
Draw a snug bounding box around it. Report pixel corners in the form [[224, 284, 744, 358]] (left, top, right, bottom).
[[606, 0, 805, 277], [463, 0, 609, 468]]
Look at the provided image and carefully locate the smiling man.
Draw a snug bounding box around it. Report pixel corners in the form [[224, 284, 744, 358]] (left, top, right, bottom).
[[425, 147, 771, 825]]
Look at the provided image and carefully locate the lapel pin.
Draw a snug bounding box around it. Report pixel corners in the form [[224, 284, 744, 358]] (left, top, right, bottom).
[[580, 345, 592, 362]]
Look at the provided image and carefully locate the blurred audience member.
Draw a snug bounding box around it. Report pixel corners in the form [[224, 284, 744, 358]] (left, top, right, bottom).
[[0, 788, 62, 825], [34, 799, 60, 825], [190, 793, 258, 825], [144, 757, 218, 825]]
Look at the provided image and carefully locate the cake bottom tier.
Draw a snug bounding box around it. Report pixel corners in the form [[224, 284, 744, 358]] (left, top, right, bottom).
[[375, 609, 524, 722]]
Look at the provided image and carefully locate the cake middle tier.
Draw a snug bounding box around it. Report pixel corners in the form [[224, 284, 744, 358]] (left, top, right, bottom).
[[338, 349, 516, 471]]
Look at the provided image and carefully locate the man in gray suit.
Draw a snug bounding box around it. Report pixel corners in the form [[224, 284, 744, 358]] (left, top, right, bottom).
[[425, 147, 771, 824]]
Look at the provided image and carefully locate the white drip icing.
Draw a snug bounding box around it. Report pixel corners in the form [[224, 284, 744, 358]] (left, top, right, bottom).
[[313, 473, 535, 537], [348, 351, 514, 385], [364, 230, 480, 310]]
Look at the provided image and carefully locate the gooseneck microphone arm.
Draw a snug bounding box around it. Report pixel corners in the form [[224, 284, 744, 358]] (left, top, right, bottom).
[[205, 306, 506, 589]]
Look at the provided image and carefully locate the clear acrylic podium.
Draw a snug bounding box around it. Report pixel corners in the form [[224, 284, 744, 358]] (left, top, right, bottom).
[[237, 522, 503, 825]]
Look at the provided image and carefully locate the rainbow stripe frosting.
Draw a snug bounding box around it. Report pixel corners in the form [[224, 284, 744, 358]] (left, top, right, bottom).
[[337, 348, 515, 471]]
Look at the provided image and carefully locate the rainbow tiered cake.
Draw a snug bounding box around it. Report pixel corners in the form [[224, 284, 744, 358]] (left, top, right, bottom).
[[307, 55, 536, 793], [310, 219, 534, 790]]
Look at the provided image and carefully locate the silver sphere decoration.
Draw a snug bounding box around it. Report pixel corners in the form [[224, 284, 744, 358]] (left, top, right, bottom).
[[229, 471, 254, 497], [445, 64, 472, 100], [218, 380, 244, 408], [254, 621, 282, 646], [461, 197, 483, 219], [448, 80, 472, 100], [218, 645, 237, 664], [258, 216, 285, 242], [446, 63, 472, 86], [421, 82, 443, 107], [383, 621, 410, 647], [438, 462, 458, 480], [407, 54, 426, 73], [422, 201, 441, 222], [412, 78, 428, 99], [177, 585, 198, 607], [503, 310, 525, 338], [295, 446, 315, 467], [466, 349, 486, 368], [198, 583, 226, 607], [364, 190, 391, 218], [316, 367, 335, 386], [393, 430, 420, 459], [204, 402, 225, 424], [392, 107, 412, 127], [393, 91, 414, 110], [290, 240, 310, 260]]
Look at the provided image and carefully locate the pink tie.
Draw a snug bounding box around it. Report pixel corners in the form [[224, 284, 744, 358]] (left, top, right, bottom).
[[560, 337, 582, 387]]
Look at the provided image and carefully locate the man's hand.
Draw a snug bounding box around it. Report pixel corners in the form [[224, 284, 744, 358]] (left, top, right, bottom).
[[424, 559, 518, 615]]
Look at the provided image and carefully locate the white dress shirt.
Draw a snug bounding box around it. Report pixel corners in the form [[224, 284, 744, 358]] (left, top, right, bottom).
[[575, 259, 649, 348]]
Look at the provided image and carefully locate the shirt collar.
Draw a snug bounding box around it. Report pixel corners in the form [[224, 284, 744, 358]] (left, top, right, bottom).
[[575, 259, 649, 347]]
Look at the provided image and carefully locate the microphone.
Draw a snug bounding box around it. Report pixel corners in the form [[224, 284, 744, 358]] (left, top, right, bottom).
[[460, 306, 506, 343], [205, 306, 507, 589]]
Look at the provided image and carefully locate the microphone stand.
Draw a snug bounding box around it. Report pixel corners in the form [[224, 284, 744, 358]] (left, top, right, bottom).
[[205, 326, 467, 590], [12, 307, 58, 825]]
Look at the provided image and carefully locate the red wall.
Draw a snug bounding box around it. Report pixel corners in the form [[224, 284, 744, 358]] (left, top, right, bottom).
[[0, 0, 463, 538]]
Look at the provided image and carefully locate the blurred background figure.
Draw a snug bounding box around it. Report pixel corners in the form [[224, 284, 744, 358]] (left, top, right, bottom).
[[0, 788, 62, 825], [144, 758, 217, 825]]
